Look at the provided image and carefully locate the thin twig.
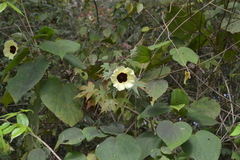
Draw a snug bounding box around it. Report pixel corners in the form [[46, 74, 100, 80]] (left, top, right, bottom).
[[189, 70, 240, 109], [30, 132, 62, 160], [222, 75, 236, 124], [93, 0, 100, 24]]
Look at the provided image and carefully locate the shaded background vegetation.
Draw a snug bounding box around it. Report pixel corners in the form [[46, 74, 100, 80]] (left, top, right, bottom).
[[0, 0, 239, 159]]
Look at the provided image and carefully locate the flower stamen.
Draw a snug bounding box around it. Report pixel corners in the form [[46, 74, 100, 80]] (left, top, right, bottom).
[[117, 73, 128, 83], [10, 46, 16, 54]]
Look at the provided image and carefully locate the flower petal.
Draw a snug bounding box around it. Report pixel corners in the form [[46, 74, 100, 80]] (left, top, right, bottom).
[[3, 40, 18, 60], [123, 81, 134, 89], [111, 66, 136, 91], [113, 83, 125, 91]]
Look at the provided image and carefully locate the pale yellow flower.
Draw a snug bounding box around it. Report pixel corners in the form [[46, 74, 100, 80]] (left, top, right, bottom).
[[3, 40, 18, 59], [110, 66, 135, 91]]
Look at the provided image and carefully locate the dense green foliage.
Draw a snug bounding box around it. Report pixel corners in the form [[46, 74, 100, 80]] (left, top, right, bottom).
[[0, 0, 239, 159]]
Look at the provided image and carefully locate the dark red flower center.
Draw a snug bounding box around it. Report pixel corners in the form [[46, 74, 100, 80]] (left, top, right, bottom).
[[117, 72, 127, 83], [10, 45, 16, 54]]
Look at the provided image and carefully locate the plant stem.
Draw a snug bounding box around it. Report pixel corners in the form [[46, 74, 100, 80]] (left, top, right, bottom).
[[30, 132, 62, 160]]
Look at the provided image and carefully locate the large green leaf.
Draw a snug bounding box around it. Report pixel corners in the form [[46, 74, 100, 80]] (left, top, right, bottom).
[[132, 45, 151, 63], [146, 79, 168, 105], [189, 97, 220, 118], [187, 97, 220, 126], [187, 112, 218, 126], [170, 47, 199, 66], [55, 127, 85, 150], [64, 152, 86, 160], [1, 91, 13, 107], [39, 40, 80, 59], [136, 131, 162, 160], [38, 26, 55, 40], [7, 56, 49, 103], [142, 66, 171, 82], [182, 130, 221, 160], [221, 17, 240, 34], [166, 6, 205, 39], [96, 134, 142, 160], [27, 148, 49, 160], [82, 127, 107, 141], [100, 122, 125, 135], [63, 53, 86, 69], [40, 77, 83, 127], [156, 120, 192, 150], [138, 103, 171, 119], [171, 89, 189, 106]]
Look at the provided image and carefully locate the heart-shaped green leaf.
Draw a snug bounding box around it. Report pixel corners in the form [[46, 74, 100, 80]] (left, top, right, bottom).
[[64, 152, 86, 160], [39, 40, 80, 59], [132, 45, 151, 63], [7, 56, 49, 103], [171, 89, 189, 106], [138, 103, 171, 119], [182, 130, 221, 160], [55, 127, 85, 150], [189, 97, 220, 118], [187, 112, 218, 126], [136, 131, 162, 160], [63, 53, 86, 69], [142, 66, 171, 82], [27, 148, 49, 160], [96, 134, 142, 160], [170, 47, 199, 66], [82, 127, 107, 141], [40, 77, 83, 127], [156, 120, 192, 150], [146, 79, 168, 105], [100, 122, 125, 135]]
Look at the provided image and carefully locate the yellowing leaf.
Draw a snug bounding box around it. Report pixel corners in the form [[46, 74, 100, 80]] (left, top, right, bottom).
[[141, 26, 150, 32], [126, 2, 133, 14], [170, 104, 185, 111], [136, 3, 144, 13], [99, 99, 118, 113], [76, 82, 98, 101], [184, 71, 191, 84], [230, 123, 240, 136]]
